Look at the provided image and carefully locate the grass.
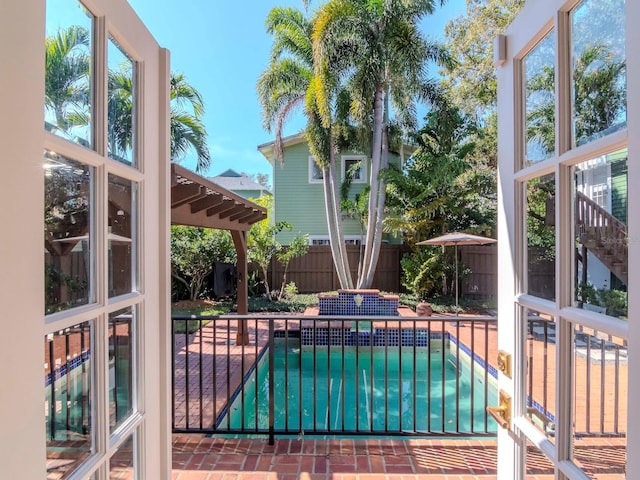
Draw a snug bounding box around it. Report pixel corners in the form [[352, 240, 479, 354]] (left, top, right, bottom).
[[172, 299, 231, 334]]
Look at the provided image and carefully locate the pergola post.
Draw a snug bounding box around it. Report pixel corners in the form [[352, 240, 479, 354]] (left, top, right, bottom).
[[232, 230, 250, 345], [170, 165, 265, 347]]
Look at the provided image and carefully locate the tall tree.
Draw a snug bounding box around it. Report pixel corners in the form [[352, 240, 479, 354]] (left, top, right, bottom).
[[257, 5, 354, 288], [311, 0, 452, 288], [170, 73, 211, 172], [384, 100, 495, 296], [441, 0, 524, 172], [108, 70, 212, 172], [442, 0, 524, 117], [45, 27, 211, 171], [44, 26, 91, 135]]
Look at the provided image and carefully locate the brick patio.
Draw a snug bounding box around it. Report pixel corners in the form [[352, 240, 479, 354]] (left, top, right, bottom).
[[170, 312, 626, 479]]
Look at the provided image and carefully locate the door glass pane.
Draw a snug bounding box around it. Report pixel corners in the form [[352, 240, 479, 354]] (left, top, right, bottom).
[[108, 174, 136, 298], [571, 0, 626, 146], [108, 37, 136, 166], [524, 31, 555, 166], [45, 322, 93, 478], [45, 151, 94, 314], [110, 434, 136, 479], [526, 174, 555, 300], [109, 307, 135, 432], [572, 323, 627, 477], [525, 309, 556, 441], [45, 0, 93, 148], [573, 149, 627, 319]]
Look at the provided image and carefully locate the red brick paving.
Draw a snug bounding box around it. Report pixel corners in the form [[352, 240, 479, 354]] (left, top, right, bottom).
[[170, 433, 626, 479]]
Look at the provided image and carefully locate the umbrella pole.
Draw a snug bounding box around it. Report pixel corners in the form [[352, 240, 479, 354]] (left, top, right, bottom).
[[454, 244, 459, 315]]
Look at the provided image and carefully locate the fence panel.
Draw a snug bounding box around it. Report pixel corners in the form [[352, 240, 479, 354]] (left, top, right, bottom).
[[460, 245, 497, 299], [269, 245, 407, 293]]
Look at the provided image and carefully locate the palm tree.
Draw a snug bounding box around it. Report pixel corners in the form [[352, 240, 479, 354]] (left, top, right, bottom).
[[46, 27, 211, 172], [170, 73, 211, 172], [44, 25, 91, 136], [257, 6, 354, 288], [526, 44, 626, 154], [107, 69, 134, 160], [311, 0, 453, 288], [105, 70, 211, 171]]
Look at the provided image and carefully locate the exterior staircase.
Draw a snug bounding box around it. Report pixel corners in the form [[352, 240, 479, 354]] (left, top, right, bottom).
[[575, 191, 627, 285]]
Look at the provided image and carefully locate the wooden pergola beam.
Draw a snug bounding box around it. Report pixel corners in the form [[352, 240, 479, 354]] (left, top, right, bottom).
[[171, 183, 204, 208], [206, 198, 235, 217], [219, 204, 247, 220], [229, 208, 258, 222], [190, 194, 223, 214]]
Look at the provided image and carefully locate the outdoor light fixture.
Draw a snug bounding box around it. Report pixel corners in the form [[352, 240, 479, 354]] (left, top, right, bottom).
[[493, 34, 507, 67]]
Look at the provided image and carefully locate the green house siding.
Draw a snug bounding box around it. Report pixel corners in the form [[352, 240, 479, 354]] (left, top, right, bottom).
[[610, 157, 627, 224], [271, 140, 404, 245]]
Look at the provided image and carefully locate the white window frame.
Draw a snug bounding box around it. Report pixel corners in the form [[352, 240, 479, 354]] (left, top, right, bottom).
[[308, 235, 363, 246], [341, 154, 367, 183], [308, 155, 323, 183]]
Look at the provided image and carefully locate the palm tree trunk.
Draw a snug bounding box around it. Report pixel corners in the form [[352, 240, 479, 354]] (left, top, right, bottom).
[[362, 123, 388, 287], [323, 154, 353, 288], [358, 86, 384, 288]]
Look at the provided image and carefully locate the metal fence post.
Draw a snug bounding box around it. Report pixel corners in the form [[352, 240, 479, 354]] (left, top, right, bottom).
[[268, 320, 275, 445]]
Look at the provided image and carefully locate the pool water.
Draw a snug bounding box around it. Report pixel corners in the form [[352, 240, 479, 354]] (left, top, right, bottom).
[[224, 339, 497, 434]]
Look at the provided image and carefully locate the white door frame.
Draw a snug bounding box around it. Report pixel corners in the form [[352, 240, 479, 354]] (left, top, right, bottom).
[[0, 0, 171, 478], [497, 0, 637, 478]]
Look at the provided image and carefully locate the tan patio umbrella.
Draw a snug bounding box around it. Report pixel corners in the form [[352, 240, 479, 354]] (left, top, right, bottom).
[[417, 232, 497, 314]]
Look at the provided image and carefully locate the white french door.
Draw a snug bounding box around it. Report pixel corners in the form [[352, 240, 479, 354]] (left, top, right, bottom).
[[496, 0, 638, 478], [0, 0, 171, 478]]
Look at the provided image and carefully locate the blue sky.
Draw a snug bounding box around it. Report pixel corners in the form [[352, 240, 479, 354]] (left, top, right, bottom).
[[127, 0, 467, 181]]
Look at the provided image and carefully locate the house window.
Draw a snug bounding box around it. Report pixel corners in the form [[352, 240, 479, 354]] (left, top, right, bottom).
[[44, 322, 94, 474], [108, 174, 137, 298], [309, 156, 323, 183], [311, 238, 330, 245], [309, 236, 362, 245], [109, 307, 136, 431], [503, 0, 629, 475], [342, 155, 366, 183], [571, 0, 626, 147], [523, 30, 555, 166]]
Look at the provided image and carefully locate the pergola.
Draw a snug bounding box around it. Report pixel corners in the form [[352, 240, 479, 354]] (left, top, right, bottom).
[[170, 163, 267, 344]]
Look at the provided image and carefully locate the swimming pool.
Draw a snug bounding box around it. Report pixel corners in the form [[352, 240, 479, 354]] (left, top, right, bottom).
[[221, 337, 498, 436]]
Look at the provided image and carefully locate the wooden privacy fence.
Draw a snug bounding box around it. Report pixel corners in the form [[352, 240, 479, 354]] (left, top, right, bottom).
[[267, 245, 407, 293], [268, 244, 499, 297], [460, 245, 497, 299]]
